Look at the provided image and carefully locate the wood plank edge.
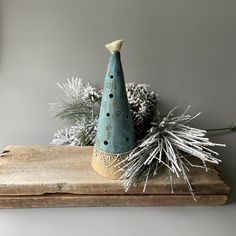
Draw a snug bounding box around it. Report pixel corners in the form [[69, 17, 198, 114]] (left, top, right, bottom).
[[0, 194, 229, 208]]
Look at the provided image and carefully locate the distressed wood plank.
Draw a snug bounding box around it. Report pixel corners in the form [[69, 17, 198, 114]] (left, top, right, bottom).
[[0, 194, 228, 208], [0, 145, 230, 207]]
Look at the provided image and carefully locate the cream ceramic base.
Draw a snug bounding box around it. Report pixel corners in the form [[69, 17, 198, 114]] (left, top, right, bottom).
[[91, 147, 129, 180]]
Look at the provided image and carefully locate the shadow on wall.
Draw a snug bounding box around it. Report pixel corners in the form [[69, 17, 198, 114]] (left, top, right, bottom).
[[220, 144, 236, 204], [223, 164, 236, 204], [0, 0, 3, 72], [207, 132, 236, 204]]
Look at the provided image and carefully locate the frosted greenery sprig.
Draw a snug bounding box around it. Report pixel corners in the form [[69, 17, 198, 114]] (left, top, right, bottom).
[[50, 78, 160, 145], [51, 118, 98, 146], [49, 77, 101, 122], [117, 106, 225, 199], [127, 83, 159, 139]]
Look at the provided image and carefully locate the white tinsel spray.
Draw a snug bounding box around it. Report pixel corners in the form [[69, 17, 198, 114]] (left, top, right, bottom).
[[117, 106, 225, 200]]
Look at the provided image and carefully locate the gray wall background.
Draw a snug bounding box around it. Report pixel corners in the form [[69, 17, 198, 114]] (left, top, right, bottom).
[[0, 0, 235, 235]]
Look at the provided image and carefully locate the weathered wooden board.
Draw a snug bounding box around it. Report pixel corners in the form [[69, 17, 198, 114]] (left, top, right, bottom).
[[0, 145, 230, 208], [0, 194, 228, 208]]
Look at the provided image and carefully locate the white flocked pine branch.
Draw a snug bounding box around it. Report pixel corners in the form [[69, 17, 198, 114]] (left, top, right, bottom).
[[50, 78, 160, 145], [117, 106, 225, 200]]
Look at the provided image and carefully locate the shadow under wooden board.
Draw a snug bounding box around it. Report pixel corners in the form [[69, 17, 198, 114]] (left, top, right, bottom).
[[0, 145, 230, 208]]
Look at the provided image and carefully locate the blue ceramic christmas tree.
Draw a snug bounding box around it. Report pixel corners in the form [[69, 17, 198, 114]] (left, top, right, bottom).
[[92, 40, 136, 179]]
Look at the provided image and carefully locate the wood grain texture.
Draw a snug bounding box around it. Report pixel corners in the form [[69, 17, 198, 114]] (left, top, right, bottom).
[[0, 194, 228, 208], [0, 145, 230, 208]]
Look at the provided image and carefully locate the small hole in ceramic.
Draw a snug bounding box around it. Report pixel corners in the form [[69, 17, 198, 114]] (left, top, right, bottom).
[[104, 141, 108, 145], [110, 74, 113, 79], [106, 113, 110, 117], [109, 94, 113, 98], [126, 137, 129, 142]]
